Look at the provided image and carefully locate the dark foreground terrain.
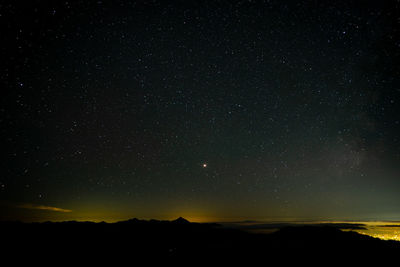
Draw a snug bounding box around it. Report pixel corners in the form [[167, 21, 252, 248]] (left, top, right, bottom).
[[2, 218, 399, 264]]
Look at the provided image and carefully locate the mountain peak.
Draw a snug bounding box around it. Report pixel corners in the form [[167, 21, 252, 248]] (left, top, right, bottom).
[[173, 217, 190, 224]]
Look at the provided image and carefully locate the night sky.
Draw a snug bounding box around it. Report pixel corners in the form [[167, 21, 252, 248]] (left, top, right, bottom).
[[2, 0, 400, 222]]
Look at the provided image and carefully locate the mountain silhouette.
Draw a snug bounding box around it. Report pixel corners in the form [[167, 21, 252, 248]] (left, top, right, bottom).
[[1, 218, 398, 264], [172, 217, 190, 224]]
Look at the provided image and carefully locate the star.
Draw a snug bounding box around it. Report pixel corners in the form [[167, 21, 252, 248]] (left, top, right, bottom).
[[202, 163, 207, 168]]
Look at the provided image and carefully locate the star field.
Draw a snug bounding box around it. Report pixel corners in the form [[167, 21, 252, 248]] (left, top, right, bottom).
[[1, 0, 400, 222]]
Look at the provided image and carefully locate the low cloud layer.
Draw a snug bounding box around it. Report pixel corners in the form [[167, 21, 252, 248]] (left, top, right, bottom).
[[18, 203, 72, 213]]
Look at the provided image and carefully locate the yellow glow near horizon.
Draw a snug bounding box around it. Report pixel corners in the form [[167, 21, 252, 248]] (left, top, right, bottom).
[[354, 226, 400, 241], [318, 221, 400, 242]]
